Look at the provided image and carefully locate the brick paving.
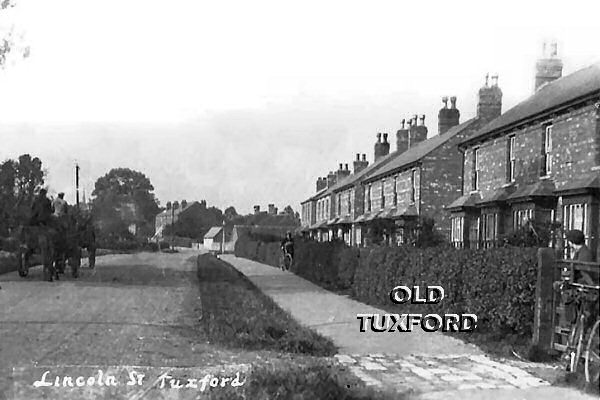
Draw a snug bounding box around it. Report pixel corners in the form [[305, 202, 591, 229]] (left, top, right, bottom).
[[334, 353, 549, 395]]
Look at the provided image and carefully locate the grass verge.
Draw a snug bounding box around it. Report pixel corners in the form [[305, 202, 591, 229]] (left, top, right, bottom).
[[197, 253, 337, 356]]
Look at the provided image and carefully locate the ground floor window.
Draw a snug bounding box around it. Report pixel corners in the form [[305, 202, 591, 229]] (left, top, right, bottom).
[[562, 202, 588, 259], [469, 216, 480, 249], [513, 208, 533, 230], [451, 216, 464, 248], [481, 213, 498, 248]]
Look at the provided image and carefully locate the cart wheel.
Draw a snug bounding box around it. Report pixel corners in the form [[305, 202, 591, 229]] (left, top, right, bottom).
[[569, 317, 585, 373], [585, 319, 600, 389]]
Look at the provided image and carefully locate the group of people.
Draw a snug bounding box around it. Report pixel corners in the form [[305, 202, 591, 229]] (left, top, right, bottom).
[[30, 188, 69, 227]]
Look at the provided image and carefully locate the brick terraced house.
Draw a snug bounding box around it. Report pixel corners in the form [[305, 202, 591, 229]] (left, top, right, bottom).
[[447, 47, 600, 258], [301, 77, 505, 245]]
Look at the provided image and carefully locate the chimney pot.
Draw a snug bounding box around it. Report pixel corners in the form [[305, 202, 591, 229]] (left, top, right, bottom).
[[401, 118, 405, 129], [339, 163, 343, 170], [442, 96, 448, 108], [356, 153, 360, 161], [383, 133, 388, 142], [345, 163, 349, 170], [362, 154, 366, 161], [550, 42, 557, 57], [491, 74, 499, 86], [420, 115, 426, 125], [450, 96, 457, 108]]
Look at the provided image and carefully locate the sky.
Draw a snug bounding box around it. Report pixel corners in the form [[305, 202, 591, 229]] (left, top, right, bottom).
[[0, 0, 599, 214]]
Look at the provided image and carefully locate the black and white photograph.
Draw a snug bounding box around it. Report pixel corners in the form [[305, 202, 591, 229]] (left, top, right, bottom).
[[0, 0, 599, 399]]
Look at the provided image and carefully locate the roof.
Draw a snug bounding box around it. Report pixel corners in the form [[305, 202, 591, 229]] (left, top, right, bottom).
[[310, 151, 399, 199], [447, 192, 482, 210], [203, 226, 223, 239], [555, 171, 600, 193], [477, 185, 517, 205], [157, 201, 198, 217], [506, 179, 556, 202], [366, 118, 478, 181], [463, 63, 600, 146]]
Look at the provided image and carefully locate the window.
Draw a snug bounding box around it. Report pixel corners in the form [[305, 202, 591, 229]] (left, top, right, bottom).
[[541, 125, 552, 177], [393, 175, 398, 206], [337, 195, 341, 216], [347, 192, 352, 215], [472, 149, 479, 191], [469, 216, 480, 249], [481, 213, 498, 248], [513, 208, 533, 230], [563, 203, 587, 259], [451, 217, 464, 248], [411, 169, 417, 203], [381, 180, 385, 209], [507, 136, 515, 182], [367, 184, 372, 212]]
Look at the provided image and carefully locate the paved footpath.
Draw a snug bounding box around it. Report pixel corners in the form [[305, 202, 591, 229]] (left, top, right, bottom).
[[221, 255, 596, 400]]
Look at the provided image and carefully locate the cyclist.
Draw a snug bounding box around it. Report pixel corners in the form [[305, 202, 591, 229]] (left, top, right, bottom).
[[281, 231, 294, 269], [566, 229, 594, 285]]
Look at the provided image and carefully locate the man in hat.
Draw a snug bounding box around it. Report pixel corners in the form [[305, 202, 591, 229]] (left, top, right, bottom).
[[565, 229, 594, 285], [30, 188, 53, 226]]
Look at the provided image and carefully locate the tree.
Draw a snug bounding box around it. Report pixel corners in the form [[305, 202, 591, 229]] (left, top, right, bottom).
[[283, 205, 295, 215], [163, 204, 223, 239], [0, 154, 45, 235], [91, 168, 160, 239], [224, 206, 238, 221]]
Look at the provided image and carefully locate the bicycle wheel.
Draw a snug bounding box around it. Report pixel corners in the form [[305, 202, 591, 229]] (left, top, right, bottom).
[[585, 319, 600, 388], [284, 254, 292, 271], [568, 316, 585, 373]]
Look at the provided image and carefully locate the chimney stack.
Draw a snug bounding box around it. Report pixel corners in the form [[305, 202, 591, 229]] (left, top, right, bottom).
[[409, 114, 427, 147], [254, 205, 260, 214], [181, 199, 187, 209], [396, 118, 410, 154], [438, 96, 460, 134], [375, 132, 390, 161], [535, 41, 563, 92], [353, 153, 369, 174], [477, 73, 502, 122], [268, 204, 276, 215], [336, 162, 351, 181], [326, 171, 337, 188]]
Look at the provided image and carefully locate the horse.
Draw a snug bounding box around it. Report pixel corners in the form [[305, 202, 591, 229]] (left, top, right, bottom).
[[16, 223, 58, 281], [53, 209, 97, 277]]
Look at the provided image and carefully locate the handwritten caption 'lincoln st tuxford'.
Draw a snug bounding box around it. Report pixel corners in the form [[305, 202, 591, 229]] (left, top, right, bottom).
[[357, 285, 478, 333]]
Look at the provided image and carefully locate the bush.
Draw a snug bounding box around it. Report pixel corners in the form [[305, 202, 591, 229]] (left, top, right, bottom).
[[237, 236, 539, 337]]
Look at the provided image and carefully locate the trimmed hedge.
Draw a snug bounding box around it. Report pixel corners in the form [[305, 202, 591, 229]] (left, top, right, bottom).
[[236, 238, 539, 336]]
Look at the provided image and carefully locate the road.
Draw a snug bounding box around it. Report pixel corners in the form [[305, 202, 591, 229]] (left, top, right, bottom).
[[0, 250, 250, 400]]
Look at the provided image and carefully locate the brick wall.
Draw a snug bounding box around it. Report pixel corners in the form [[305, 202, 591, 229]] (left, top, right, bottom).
[[464, 104, 599, 198]]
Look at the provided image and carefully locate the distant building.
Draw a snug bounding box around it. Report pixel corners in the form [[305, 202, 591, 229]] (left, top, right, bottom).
[[153, 200, 206, 240], [203, 226, 224, 253]]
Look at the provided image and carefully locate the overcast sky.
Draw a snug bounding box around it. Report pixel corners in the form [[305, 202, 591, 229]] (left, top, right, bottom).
[[0, 0, 599, 214]]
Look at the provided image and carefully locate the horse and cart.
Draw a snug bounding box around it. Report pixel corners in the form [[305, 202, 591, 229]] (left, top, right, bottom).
[[15, 209, 96, 282]]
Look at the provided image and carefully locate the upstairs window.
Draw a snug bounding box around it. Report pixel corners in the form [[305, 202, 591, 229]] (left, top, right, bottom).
[[367, 184, 372, 212], [471, 149, 479, 191], [506, 136, 515, 182], [393, 175, 398, 206], [347, 192, 352, 215], [541, 125, 552, 177], [411, 170, 417, 203], [381, 180, 385, 209], [337, 195, 341, 216]]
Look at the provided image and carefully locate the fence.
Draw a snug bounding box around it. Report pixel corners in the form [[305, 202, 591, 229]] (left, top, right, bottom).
[[532, 249, 600, 352]]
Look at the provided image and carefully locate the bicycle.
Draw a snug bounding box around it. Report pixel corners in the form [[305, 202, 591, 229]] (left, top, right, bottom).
[[280, 250, 293, 271], [555, 280, 600, 386]]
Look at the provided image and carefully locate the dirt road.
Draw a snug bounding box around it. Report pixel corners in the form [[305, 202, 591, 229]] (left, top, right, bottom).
[[0, 250, 250, 400]]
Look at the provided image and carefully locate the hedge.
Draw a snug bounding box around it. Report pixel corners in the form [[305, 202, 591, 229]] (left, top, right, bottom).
[[235, 238, 538, 336]]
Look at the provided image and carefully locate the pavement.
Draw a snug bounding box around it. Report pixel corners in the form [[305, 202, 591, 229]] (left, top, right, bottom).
[[221, 254, 597, 400]]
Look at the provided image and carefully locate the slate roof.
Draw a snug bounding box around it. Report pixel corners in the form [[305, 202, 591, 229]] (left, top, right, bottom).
[[203, 226, 222, 239], [446, 192, 482, 210], [555, 171, 600, 193], [365, 118, 477, 182], [462, 63, 600, 146], [506, 179, 556, 201]]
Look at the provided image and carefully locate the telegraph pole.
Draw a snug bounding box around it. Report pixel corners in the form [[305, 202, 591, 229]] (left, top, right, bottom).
[[221, 219, 226, 255], [75, 163, 80, 208]]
